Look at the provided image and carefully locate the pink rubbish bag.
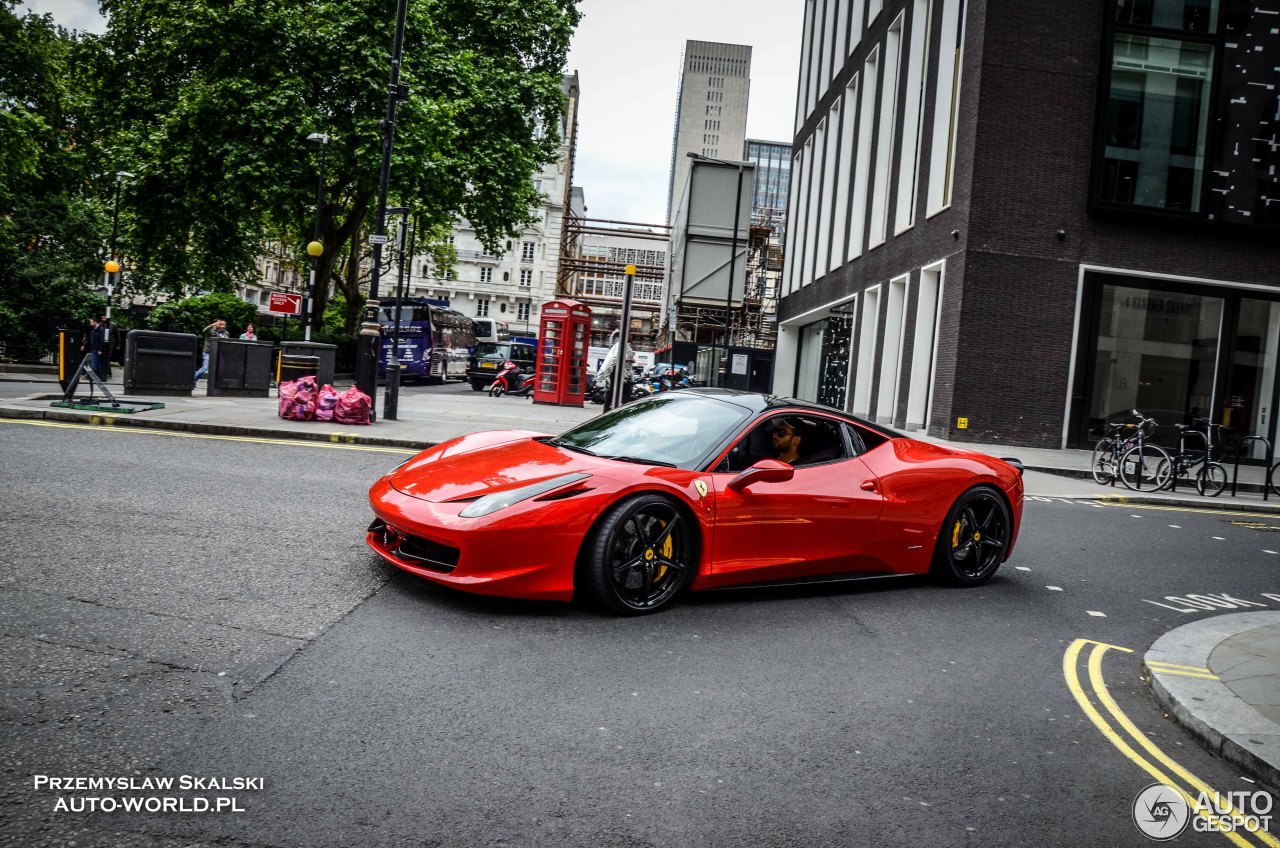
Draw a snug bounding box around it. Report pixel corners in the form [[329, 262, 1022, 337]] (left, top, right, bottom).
[[315, 384, 340, 422], [334, 385, 372, 425], [279, 375, 318, 421]]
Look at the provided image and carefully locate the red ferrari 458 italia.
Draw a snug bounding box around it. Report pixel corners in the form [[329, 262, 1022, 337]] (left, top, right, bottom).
[[367, 389, 1024, 614]]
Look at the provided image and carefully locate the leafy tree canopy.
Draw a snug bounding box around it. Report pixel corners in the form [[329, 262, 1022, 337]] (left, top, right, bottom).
[[92, 0, 581, 324], [145, 292, 257, 338], [0, 1, 109, 353]]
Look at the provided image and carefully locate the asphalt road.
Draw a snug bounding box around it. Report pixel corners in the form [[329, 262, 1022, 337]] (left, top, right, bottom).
[[1, 419, 1278, 847]]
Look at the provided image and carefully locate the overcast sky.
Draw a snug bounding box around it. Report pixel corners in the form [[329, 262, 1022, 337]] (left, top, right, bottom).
[[20, 0, 803, 225]]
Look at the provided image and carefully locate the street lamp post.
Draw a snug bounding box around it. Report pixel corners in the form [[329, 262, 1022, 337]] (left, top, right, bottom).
[[686, 152, 746, 388], [305, 132, 329, 342], [383, 207, 409, 421], [354, 0, 412, 421]]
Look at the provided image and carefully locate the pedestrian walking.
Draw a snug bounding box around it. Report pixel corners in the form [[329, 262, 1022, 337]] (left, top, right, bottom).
[[194, 318, 228, 382], [82, 318, 100, 375]]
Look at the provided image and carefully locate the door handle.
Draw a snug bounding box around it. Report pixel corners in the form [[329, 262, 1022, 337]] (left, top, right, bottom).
[[860, 480, 877, 492]]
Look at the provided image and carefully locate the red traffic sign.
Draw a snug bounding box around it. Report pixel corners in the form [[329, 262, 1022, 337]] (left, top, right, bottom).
[[269, 292, 303, 315]]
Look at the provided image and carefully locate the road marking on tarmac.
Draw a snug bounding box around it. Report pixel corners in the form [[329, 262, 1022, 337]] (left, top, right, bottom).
[[1097, 502, 1280, 520], [1, 419, 418, 454], [1065, 640, 1280, 847]]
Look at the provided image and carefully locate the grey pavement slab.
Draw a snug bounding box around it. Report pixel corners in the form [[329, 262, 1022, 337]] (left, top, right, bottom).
[[1146, 612, 1280, 793]]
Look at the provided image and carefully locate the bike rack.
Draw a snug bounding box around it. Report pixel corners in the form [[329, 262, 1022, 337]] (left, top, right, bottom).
[[1166, 428, 1208, 494], [1229, 436, 1273, 500]]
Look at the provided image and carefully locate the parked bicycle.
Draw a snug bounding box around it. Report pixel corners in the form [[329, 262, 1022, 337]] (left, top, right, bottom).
[[1154, 418, 1228, 497], [1091, 410, 1161, 490]]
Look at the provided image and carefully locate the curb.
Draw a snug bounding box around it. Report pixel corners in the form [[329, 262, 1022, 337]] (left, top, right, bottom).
[[1028, 464, 1272, 497], [1144, 612, 1280, 796], [0, 405, 431, 451], [1089, 494, 1280, 514]]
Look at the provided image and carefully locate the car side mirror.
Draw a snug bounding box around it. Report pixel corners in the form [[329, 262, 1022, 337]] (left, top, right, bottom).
[[727, 458, 795, 491]]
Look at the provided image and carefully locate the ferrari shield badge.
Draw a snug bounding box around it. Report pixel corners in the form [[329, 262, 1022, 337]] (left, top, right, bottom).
[[694, 480, 708, 498]]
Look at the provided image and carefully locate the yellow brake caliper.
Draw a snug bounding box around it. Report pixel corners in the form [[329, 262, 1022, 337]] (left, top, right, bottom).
[[655, 519, 672, 580], [952, 518, 963, 549]]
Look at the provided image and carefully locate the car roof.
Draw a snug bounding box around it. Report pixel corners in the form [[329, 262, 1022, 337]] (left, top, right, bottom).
[[680, 388, 906, 440]]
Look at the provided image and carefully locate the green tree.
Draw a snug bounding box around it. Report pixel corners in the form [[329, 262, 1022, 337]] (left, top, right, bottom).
[[145, 293, 257, 338], [92, 0, 581, 331], [0, 2, 107, 354]]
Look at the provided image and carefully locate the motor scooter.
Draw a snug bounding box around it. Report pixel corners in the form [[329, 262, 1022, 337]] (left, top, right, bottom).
[[488, 360, 534, 398]]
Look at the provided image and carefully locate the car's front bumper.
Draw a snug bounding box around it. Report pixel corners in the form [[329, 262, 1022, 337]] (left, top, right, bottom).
[[365, 476, 579, 601]]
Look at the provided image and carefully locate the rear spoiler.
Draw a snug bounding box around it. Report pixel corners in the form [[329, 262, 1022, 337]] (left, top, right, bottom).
[[1000, 457, 1024, 476]]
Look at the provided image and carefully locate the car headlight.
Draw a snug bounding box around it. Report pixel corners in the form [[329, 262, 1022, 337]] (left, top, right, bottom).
[[459, 472, 591, 518]]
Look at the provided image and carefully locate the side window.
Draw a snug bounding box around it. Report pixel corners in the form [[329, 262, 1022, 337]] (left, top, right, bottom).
[[714, 414, 850, 473], [847, 422, 888, 454]]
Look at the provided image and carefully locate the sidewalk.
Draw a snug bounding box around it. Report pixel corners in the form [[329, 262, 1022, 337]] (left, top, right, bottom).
[[4, 371, 1279, 792], [3, 369, 1278, 511], [1146, 613, 1280, 794]]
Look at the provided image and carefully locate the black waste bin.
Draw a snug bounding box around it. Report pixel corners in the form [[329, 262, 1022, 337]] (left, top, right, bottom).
[[207, 338, 274, 397], [123, 330, 198, 395], [280, 342, 336, 388], [277, 353, 320, 386]]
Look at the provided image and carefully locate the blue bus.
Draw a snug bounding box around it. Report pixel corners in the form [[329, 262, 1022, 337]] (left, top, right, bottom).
[[378, 298, 476, 383]]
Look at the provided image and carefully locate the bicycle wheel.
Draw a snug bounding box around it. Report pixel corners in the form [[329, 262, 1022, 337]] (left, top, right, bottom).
[[1091, 437, 1117, 485], [1196, 462, 1227, 497], [1119, 444, 1171, 491]]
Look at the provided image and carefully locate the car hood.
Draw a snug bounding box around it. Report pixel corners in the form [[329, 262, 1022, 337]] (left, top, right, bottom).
[[388, 430, 598, 503]]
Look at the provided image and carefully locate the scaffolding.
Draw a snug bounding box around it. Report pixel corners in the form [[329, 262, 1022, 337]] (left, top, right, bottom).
[[557, 209, 671, 348], [668, 218, 782, 351]]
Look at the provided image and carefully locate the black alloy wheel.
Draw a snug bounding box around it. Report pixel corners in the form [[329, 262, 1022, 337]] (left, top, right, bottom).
[[583, 494, 695, 614], [932, 485, 1012, 586]]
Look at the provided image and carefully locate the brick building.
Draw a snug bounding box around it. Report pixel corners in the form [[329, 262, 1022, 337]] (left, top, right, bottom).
[[775, 0, 1279, 450]]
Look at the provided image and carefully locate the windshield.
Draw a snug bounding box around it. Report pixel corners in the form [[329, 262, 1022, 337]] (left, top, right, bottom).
[[552, 393, 751, 469], [475, 342, 508, 358]]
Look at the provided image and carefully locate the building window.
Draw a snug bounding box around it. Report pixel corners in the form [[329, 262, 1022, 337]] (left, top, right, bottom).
[[1115, 0, 1218, 34], [520, 269, 532, 287], [443, 268, 454, 281], [479, 267, 492, 284], [522, 241, 535, 262], [1098, 35, 1213, 212], [517, 302, 530, 322], [477, 299, 489, 317]]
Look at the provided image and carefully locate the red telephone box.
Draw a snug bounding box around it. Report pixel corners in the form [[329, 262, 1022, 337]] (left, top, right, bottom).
[[533, 300, 591, 407]]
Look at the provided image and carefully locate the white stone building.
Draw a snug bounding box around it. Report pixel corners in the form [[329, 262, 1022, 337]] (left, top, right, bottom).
[[406, 72, 580, 337]]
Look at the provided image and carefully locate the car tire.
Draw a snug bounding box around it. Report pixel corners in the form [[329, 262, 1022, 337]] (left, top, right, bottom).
[[581, 494, 695, 615], [470, 380, 486, 392], [931, 485, 1011, 587]]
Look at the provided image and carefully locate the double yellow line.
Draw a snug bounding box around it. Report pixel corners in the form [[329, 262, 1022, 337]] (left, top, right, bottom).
[[1065, 639, 1278, 846]]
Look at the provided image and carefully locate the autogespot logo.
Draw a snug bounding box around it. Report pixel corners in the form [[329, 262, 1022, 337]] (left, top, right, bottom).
[[1133, 783, 1191, 841]]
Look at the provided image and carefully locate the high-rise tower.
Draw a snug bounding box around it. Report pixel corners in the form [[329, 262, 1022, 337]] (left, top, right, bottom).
[[665, 40, 752, 223]]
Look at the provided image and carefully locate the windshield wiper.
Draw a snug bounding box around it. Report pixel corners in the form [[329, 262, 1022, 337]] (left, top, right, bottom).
[[599, 455, 677, 468], [550, 440, 598, 456]]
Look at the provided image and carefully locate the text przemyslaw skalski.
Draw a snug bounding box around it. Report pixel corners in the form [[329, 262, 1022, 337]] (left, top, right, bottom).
[[33, 776, 264, 792]]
